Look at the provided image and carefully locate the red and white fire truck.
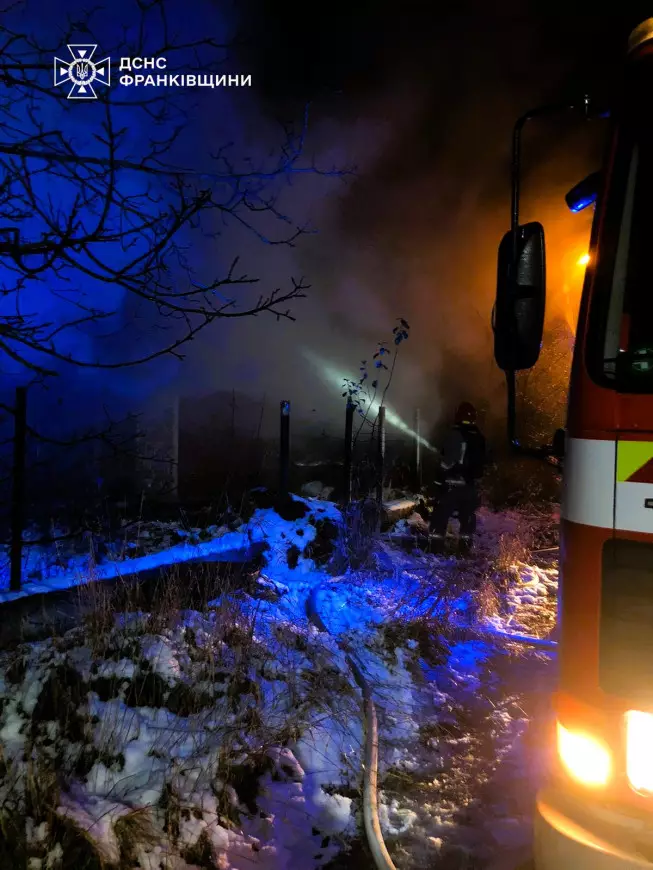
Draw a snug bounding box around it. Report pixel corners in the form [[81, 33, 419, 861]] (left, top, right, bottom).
[[493, 17, 653, 870]]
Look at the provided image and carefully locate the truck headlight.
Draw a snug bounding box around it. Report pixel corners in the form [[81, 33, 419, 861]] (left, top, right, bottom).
[[557, 721, 612, 787], [626, 710, 653, 794]]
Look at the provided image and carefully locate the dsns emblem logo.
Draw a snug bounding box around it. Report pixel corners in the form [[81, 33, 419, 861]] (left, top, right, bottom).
[[54, 44, 111, 99]]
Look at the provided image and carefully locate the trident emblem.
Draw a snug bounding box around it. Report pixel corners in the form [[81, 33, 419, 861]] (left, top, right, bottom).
[[54, 44, 111, 99]]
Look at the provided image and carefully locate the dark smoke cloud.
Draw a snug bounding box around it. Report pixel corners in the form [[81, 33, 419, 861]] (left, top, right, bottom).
[[177, 3, 650, 443]]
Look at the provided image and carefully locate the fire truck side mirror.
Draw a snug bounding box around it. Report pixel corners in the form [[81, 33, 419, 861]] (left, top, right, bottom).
[[493, 221, 546, 371]]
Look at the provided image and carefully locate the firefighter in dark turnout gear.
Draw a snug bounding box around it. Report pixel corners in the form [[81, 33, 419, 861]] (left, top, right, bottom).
[[430, 403, 486, 553]]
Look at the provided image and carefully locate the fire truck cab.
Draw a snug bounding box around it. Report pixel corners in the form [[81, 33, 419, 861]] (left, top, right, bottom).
[[493, 18, 653, 870]]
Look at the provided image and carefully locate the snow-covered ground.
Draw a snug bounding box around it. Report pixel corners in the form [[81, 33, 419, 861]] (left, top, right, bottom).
[[0, 496, 559, 869]]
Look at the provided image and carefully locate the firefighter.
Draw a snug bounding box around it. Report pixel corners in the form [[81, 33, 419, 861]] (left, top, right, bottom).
[[430, 402, 486, 554]]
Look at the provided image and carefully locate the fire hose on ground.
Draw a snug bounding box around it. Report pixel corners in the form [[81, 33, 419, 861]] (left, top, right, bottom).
[[305, 575, 557, 870], [460, 624, 558, 651], [306, 584, 398, 870]]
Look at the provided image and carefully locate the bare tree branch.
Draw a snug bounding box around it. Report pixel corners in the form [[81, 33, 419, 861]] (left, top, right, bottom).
[[0, 1, 350, 379]]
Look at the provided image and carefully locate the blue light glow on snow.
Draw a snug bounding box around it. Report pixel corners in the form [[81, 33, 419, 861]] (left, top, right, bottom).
[[0, 529, 257, 601]]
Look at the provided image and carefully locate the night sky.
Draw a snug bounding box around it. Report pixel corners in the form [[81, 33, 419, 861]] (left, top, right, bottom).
[[239, 3, 648, 109]]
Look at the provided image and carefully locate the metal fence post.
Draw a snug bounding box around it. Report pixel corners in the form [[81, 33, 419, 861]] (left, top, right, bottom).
[[279, 400, 290, 499], [414, 407, 422, 491], [10, 386, 27, 593], [343, 400, 354, 506], [171, 395, 180, 500], [376, 406, 386, 506]]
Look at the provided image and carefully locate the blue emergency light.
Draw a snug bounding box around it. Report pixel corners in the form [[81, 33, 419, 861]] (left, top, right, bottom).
[[566, 171, 599, 212]]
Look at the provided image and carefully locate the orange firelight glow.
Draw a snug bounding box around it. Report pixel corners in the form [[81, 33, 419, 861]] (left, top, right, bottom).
[[552, 243, 592, 336]]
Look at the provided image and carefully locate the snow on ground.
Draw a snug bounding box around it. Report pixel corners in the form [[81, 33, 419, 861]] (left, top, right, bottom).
[[483, 561, 558, 641], [0, 495, 559, 868], [0, 602, 361, 867], [0, 497, 342, 603]]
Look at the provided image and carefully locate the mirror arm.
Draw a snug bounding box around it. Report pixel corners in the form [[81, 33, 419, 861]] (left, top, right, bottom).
[[506, 96, 595, 453], [511, 99, 591, 249]]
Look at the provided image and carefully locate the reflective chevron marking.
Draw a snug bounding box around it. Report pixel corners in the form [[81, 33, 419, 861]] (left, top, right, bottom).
[[617, 441, 653, 483]]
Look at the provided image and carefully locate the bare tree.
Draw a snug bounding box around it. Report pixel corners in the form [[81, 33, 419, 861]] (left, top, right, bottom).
[[0, 0, 343, 381]]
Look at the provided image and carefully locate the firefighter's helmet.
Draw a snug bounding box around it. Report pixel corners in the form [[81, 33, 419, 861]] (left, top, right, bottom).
[[455, 402, 477, 425]]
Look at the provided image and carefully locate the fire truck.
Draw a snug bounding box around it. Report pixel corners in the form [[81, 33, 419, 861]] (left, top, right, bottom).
[[493, 17, 653, 870]]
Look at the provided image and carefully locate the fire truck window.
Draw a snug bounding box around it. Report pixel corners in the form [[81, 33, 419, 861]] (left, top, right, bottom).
[[603, 146, 638, 377], [587, 59, 653, 392], [603, 128, 653, 388], [624, 139, 653, 376]]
